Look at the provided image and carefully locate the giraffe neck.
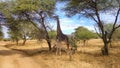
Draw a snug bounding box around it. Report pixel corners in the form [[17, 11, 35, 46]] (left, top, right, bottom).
[[56, 18, 63, 35]]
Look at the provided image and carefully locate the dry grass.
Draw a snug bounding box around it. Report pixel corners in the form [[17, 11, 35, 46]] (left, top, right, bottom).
[[1, 39, 120, 68]]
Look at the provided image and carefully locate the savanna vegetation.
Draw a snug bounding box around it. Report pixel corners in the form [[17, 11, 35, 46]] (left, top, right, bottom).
[[0, 0, 120, 68]]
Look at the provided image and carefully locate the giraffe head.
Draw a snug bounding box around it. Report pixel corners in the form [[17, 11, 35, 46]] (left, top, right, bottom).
[[53, 15, 59, 20]]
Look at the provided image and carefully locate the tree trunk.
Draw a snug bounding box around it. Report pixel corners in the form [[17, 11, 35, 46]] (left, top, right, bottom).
[[109, 40, 112, 48], [16, 39, 19, 45], [40, 16, 52, 51], [101, 43, 109, 55], [45, 36, 52, 51], [16, 41, 18, 45], [42, 26, 52, 51], [22, 35, 27, 45], [83, 40, 86, 46], [24, 12, 52, 51], [22, 39, 26, 45]]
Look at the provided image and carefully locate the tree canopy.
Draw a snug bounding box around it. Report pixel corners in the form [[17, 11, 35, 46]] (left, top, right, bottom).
[[74, 26, 97, 41], [0, 0, 56, 50]]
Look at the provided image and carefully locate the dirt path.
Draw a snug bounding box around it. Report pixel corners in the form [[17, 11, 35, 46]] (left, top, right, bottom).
[[0, 46, 44, 68]]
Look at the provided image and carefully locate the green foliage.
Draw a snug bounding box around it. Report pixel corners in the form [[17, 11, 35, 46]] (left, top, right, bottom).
[[19, 21, 39, 39], [62, 0, 119, 17], [0, 1, 11, 17], [7, 18, 22, 41], [0, 0, 56, 40], [11, 0, 56, 16], [15, 0, 39, 12], [74, 26, 98, 41], [3, 38, 10, 41], [69, 35, 77, 50], [48, 30, 57, 39], [7, 17, 40, 41]]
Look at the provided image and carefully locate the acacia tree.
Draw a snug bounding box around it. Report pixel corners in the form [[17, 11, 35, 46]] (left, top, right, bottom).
[[0, 1, 47, 45], [19, 21, 39, 45], [61, 0, 120, 55], [74, 26, 98, 46], [0, 0, 56, 50], [7, 18, 45, 45], [7, 17, 22, 45]]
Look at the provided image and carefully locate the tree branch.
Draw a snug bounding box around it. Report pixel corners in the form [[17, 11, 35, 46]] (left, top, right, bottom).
[[113, 7, 120, 29], [84, 10, 98, 23], [94, 26, 102, 38], [0, 23, 6, 25], [115, 25, 120, 29], [108, 7, 120, 43], [93, 1, 106, 42], [24, 12, 41, 31]]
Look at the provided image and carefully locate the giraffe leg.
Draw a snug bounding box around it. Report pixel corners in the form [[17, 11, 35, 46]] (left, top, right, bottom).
[[56, 48, 58, 55], [60, 48, 62, 55]]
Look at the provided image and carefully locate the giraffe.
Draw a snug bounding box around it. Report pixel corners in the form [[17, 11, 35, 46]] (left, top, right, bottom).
[[53, 16, 69, 49], [52, 40, 76, 56]]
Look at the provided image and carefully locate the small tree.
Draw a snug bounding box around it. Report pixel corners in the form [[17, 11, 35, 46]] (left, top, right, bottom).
[[19, 21, 39, 45], [69, 34, 77, 50], [74, 26, 97, 46], [7, 17, 22, 45]]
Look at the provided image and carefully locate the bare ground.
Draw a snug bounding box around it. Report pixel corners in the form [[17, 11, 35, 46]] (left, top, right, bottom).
[[0, 46, 45, 68], [0, 39, 120, 68]]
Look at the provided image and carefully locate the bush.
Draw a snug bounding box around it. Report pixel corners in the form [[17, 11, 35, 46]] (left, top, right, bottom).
[[3, 38, 11, 41]]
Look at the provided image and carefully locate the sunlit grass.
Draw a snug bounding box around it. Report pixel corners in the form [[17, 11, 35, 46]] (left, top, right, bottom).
[[1, 39, 120, 68]]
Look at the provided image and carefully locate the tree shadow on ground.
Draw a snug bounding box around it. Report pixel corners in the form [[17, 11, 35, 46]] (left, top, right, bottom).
[[6, 47, 54, 56], [0, 49, 29, 57], [0, 43, 51, 57]]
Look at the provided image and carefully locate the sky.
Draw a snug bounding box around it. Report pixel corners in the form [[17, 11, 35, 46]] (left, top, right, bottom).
[[51, 2, 95, 34], [51, 2, 120, 35], [2, 1, 120, 38]]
